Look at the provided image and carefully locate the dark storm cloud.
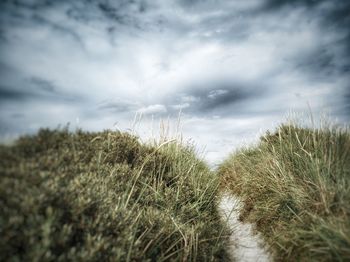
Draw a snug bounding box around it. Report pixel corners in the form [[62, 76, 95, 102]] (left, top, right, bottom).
[[173, 0, 350, 79], [264, 0, 350, 36], [1, 0, 54, 10], [0, 1, 83, 48], [31, 15, 83, 45], [26, 77, 81, 102], [29, 77, 56, 92], [292, 46, 336, 78], [261, 0, 350, 68], [187, 85, 252, 113], [256, 0, 350, 117], [166, 80, 264, 117], [0, 75, 80, 103], [261, 0, 350, 20], [0, 0, 256, 48], [0, 0, 156, 42], [345, 91, 350, 115], [0, 86, 33, 101], [174, 1, 257, 42], [97, 1, 143, 26], [0, 0, 54, 22], [261, 0, 320, 10]]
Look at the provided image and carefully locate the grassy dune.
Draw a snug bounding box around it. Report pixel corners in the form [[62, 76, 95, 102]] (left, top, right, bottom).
[[0, 128, 229, 261], [2, 121, 349, 261], [219, 123, 350, 261]]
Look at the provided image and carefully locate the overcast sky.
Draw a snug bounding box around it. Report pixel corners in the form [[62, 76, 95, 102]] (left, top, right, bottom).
[[0, 0, 349, 164]]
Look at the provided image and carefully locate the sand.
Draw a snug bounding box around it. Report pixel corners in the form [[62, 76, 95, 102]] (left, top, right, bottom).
[[218, 194, 272, 262]]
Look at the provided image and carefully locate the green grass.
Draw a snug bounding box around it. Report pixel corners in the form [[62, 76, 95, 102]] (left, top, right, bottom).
[[0, 127, 230, 261], [218, 122, 350, 261]]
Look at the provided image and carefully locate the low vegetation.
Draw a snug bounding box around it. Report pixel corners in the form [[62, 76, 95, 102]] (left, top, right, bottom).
[[2, 120, 349, 261], [0, 128, 229, 261], [219, 122, 350, 261]]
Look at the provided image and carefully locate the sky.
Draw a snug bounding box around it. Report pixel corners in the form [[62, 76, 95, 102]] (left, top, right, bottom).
[[0, 0, 349, 165]]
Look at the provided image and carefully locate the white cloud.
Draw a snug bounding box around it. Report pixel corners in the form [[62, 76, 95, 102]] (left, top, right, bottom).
[[208, 89, 229, 99], [171, 103, 190, 110], [137, 104, 167, 115]]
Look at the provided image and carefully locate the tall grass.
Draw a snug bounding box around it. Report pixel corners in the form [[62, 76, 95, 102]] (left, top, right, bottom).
[[0, 127, 230, 261], [218, 122, 350, 261]]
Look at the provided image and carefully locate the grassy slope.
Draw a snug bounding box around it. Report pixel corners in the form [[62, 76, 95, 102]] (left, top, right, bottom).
[[0, 128, 229, 261], [219, 123, 350, 261]]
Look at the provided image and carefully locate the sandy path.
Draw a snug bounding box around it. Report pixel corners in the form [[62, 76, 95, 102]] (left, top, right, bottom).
[[218, 194, 271, 262]]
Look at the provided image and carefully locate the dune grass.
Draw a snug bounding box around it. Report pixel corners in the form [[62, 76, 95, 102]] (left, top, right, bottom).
[[218, 122, 350, 261], [0, 127, 230, 261]]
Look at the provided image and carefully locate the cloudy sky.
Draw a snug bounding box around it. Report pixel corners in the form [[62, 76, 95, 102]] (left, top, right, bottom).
[[0, 0, 349, 164]]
